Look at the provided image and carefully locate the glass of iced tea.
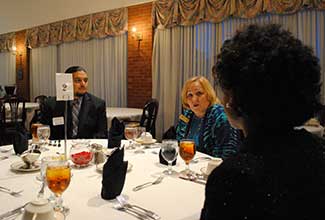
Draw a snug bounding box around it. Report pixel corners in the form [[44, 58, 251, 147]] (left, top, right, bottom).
[[124, 123, 139, 149], [31, 123, 43, 143], [179, 139, 196, 175], [46, 159, 71, 213]]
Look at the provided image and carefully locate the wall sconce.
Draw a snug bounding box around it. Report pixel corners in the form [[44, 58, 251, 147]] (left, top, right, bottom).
[[11, 45, 17, 55], [131, 27, 143, 48]]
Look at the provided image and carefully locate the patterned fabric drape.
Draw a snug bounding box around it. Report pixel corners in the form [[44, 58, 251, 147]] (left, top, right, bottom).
[[0, 32, 15, 52], [152, 0, 325, 28], [25, 7, 127, 48]]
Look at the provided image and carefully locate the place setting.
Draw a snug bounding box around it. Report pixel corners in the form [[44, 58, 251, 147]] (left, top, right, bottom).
[[10, 149, 41, 173]]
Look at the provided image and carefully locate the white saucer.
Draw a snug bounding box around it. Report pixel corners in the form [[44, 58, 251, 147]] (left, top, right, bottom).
[[96, 162, 133, 173], [10, 161, 41, 172], [135, 138, 157, 145], [17, 211, 65, 220]]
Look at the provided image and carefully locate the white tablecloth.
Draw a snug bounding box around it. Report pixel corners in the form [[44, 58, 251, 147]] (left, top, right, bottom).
[[0, 140, 209, 220], [106, 107, 143, 128]]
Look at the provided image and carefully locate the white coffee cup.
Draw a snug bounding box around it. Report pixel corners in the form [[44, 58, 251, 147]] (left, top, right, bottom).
[[205, 158, 223, 175], [22, 198, 55, 220]]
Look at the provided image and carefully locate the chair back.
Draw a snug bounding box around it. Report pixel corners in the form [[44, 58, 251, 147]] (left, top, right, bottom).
[[139, 99, 159, 138], [4, 85, 16, 97], [3, 96, 26, 127]]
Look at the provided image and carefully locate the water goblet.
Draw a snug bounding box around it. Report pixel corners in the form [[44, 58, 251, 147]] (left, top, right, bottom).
[[31, 123, 43, 144], [161, 139, 178, 175], [124, 124, 139, 149], [179, 139, 196, 176], [134, 126, 146, 153], [37, 155, 62, 200], [37, 125, 50, 151], [46, 159, 71, 213]]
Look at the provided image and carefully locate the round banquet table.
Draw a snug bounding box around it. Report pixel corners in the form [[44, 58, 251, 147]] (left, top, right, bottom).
[[0, 140, 210, 220], [106, 107, 143, 128]]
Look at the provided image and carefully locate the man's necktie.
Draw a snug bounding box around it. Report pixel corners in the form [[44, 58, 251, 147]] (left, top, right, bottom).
[[72, 99, 79, 137]]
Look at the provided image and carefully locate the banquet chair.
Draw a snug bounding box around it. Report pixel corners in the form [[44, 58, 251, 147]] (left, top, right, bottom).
[[4, 85, 16, 97], [139, 99, 159, 138], [122, 99, 159, 138], [2, 96, 26, 129]]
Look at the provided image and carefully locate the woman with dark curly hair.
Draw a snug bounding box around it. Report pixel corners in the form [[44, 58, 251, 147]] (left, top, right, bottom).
[[201, 24, 325, 219]]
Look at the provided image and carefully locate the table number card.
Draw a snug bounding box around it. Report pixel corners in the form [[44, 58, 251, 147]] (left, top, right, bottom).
[[56, 73, 74, 101]]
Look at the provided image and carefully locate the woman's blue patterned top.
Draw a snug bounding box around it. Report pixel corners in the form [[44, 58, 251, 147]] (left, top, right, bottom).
[[176, 104, 241, 159]]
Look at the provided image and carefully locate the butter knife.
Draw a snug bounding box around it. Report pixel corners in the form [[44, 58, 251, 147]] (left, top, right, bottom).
[[0, 204, 26, 220]]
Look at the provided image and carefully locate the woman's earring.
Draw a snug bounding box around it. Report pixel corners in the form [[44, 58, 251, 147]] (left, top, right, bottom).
[[225, 103, 231, 109]]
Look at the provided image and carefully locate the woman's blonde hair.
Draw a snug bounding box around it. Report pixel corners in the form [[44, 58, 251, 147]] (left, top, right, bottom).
[[181, 76, 219, 109]]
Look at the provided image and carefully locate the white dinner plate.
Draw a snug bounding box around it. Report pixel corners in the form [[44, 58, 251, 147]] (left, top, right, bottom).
[[135, 138, 157, 145], [10, 161, 41, 172], [96, 162, 133, 173]]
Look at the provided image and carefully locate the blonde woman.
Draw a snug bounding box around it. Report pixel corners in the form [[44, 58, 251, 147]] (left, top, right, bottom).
[[176, 76, 241, 159]]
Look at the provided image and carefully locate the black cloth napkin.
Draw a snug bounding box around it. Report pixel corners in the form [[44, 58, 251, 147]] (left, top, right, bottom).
[[12, 126, 28, 155], [108, 117, 125, 149], [101, 146, 128, 200], [159, 149, 177, 166]]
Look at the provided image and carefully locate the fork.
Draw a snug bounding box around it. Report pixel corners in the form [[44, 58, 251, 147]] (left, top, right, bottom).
[[117, 195, 160, 220], [0, 186, 23, 196], [133, 176, 164, 191], [114, 203, 148, 220]]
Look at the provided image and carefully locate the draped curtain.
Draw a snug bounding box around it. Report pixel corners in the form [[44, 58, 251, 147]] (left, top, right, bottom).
[[0, 33, 15, 87], [0, 51, 16, 86], [152, 9, 325, 140], [30, 34, 127, 107]]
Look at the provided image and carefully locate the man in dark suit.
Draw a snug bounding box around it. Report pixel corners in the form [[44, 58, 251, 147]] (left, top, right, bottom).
[[40, 66, 107, 139]]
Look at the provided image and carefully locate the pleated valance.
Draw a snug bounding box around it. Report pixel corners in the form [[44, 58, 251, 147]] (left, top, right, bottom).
[[152, 0, 325, 28], [25, 7, 128, 48], [0, 32, 15, 53]]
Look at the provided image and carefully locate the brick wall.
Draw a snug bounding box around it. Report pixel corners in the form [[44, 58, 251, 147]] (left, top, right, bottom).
[[13, 2, 154, 106], [15, 30, 30, 101], [127, 2, 153, 108]]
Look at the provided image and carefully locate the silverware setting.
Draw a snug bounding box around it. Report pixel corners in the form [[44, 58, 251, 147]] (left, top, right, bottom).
[[0, 203, 27, 220], [179, 173, 207, 185], [0, 186, 23, 196], [133, 176, 164, 192], [115, 195, 160, 220], [190, 156, 212, 164]]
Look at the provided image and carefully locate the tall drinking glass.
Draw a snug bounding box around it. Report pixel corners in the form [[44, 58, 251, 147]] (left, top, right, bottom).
[[46, 159, 71, 213], [179, 139, 196, 175], [124, 124, 139, 149], [161, 139, 178, 175], [31, 123, 42, 144], [134, 126, 146, 153], [37, 125, 50, 151]]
